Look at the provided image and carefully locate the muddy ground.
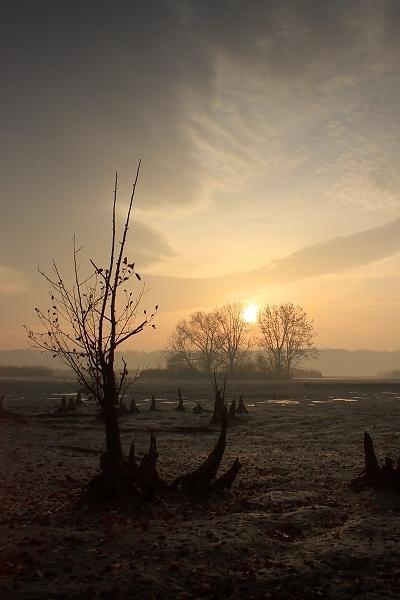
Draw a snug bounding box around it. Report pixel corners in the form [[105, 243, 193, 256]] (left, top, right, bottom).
[[1, 376, 400, 599]]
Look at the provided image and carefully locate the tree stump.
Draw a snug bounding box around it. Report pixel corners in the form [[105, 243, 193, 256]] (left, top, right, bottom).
[[352, 431, 400, 491], [236, 396, 248, 414], [133, 433, 167, 498], [193, 402, 209, 414], [129, 397, 140, 414], [228, 399, 237, 420], [55, 396, 68, 416], [175, 387, 185, 412], [149, 395, 159, 411], [84, 411, 242, 503], [68, 397, 76, 411], [171, 409, 241, 493], [75, 391, 83, 406], [211, 372, 227, 423], [212, 457, 242, 490]]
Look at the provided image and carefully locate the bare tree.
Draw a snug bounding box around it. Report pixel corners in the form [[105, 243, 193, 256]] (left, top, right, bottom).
[[166, 310, 224, 373], [24, 166, 242, 500], [257, 302, 316, 377], [166, 302, 252, 374], [165, 325, 197, 371], [216, 302, 252, 372], [25, 164, 157, 474]]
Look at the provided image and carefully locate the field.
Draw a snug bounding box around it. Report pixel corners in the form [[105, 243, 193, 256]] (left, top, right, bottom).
[[1, 376, 400, 599]]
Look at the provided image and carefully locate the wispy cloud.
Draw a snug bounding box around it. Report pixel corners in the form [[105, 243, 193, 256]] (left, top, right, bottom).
[[144, 217, 400, 311], [263, 217, 400, 283], [118, 218, 177, 268]]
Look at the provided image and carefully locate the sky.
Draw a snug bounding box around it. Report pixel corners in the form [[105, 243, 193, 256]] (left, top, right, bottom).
[[1, 0, 400, 352]]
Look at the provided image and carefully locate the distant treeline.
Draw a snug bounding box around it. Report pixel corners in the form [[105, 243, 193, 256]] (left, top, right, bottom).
[[143, 366, 322, 380], [0, 365, 54, 377], [378, 370, 400, 378]]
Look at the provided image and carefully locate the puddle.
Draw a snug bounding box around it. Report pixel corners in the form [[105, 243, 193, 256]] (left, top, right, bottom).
[[143, 397, 169, 402], [266, 399, 300, 406], [310, 398, 358, 404], [332, 398, 358, 402], [156, 400, 176, 405]]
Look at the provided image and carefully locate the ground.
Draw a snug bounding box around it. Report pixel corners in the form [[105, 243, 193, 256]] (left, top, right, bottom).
[[1, 376, 400, 599]]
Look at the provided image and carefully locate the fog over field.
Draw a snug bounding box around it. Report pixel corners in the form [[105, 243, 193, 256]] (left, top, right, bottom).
[[1, 348, 400, 377]]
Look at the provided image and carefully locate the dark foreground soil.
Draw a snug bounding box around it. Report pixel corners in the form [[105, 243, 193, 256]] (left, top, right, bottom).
[[1, 377, 400, 599]]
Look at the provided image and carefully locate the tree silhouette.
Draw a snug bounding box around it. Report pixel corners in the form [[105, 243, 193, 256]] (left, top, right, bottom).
[[25, 163, 157, 474], [25, 164, 241, 500], [166, 302, 252, 374], [257, 302, 317, 377]]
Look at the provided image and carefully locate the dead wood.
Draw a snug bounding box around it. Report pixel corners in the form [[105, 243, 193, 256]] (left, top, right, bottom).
[[133, 433, 167, 497], [236, 396, 248, 414], [211, 372, 227, 423], [128, 440, 136, 467], [171, 410, 229, 492], [83, 406, 242, 503], [175, 387, 185, 411], [212, 457, 242, 490], [364, 431, 380, 479], [352, 431, 400, 491], [150, 395, 159, 411], [228, 399, 237, 420], [129, 397, 140, 414], [54, 396, 68, 416]]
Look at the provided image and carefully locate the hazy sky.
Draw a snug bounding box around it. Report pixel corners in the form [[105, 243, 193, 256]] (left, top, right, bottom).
[[1, 0, 400, 351]]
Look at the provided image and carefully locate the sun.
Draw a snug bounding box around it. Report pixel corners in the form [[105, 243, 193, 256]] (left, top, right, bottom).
[[242, 303, 259, 323]]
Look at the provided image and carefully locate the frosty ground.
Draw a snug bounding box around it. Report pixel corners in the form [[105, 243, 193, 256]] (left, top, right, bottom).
[[1, 377, 400, 599]]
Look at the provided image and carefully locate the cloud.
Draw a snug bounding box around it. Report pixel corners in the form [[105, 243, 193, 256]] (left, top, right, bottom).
[[2, 0, 400, 218], [142, 216, 400, 311], [262, 217, 400, 283], [125, 219, 177, 268], [0, 266, 27, 294], [2, 0, 400, 347]]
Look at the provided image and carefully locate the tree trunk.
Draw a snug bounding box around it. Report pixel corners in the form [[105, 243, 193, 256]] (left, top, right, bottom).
[[102, 368, 124, 472], [102, 402, 124, 472]]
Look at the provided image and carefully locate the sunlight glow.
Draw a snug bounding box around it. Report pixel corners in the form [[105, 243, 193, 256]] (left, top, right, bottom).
[[243, 303, 259, 323]]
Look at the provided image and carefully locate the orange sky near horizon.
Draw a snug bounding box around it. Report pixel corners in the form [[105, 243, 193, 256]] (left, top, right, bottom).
[[1, 2, 400, 353]]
